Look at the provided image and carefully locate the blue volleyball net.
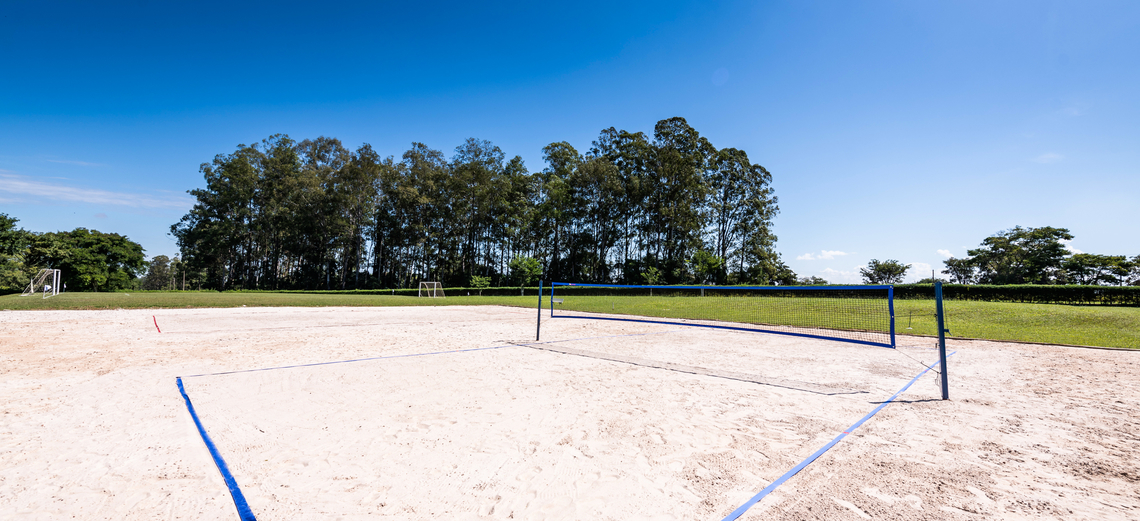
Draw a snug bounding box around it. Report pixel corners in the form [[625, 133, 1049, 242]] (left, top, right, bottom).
[[547, 283, 896, 348]]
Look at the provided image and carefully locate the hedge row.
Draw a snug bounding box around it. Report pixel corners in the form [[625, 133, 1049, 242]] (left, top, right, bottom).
[[892, 284, 1140, 305]]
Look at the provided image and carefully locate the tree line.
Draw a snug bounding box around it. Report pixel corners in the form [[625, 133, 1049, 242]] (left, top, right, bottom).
[[942, 226, 1138, 285], [171, 117, 792, 290], [0, 213, 147, 292], [855, 226, 1140, 286]]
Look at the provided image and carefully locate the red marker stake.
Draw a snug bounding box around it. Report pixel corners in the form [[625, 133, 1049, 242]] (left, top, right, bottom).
[[153, 315, 161, 333]]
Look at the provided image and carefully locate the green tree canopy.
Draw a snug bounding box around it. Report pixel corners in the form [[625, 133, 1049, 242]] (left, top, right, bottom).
[[860, 259, 911, 284], [24, 228, 146, 291], [967, 226, 1072, 284], [942, 226, 1135, 286], [1063, 253, 1132, 286], [508, 255, 541, 286], [687, 250, 725, 285], [941, 257, 976, 284], [0, 214, 34, 292], [172, 118, 786, 290], [143, 255, 173, 290]]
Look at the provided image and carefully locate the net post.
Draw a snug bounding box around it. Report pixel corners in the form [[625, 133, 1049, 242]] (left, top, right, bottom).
[[935, 281, 949, 400], [536, 280, 543, 341], [550, 283, 554, 317], [888, 285, 896, 348]]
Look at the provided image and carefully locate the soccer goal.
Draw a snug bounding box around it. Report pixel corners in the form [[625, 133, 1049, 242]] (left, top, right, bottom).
[[545, 282, 896, 348], [22, 269, 62, 299], [418, 281, 446, 298]]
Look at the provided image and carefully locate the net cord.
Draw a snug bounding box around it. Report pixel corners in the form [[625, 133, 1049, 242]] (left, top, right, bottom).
[[552, 282, 893, 291]]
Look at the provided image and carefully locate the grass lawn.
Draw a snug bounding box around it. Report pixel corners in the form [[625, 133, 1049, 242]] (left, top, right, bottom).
[[893, 299, 1140, 349], [0, 290, 539, 311], [2, 291, 1137, 349]]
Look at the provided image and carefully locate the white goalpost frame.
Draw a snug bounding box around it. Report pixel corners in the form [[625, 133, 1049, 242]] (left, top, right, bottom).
[[22, 269, 61, 299], [418, 281, 445, 298]]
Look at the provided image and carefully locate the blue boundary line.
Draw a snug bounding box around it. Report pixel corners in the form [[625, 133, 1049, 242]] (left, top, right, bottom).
[[720, 351, 956, 521], [174, 330, 679, 517], [179, 331, 675, 379], [179, 345, 512, 379], [175, 331, 676, 519], [177, 377, 257, 521], [554, 314, 894, 349]]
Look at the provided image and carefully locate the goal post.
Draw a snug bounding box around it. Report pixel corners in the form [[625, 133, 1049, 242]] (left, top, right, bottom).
[[418, 281, 445, 298], [22, 269, 61, 299]]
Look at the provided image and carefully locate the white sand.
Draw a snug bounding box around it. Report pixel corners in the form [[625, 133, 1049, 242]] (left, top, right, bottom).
[[1, 305, 1137, 520]]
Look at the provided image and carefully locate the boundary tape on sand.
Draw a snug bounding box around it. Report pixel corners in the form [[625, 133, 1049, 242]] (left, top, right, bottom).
[[175, 330, 676, 520], [721, 351, 957, 521], [178, 331, 676, 379], [177, 377, 257, 521]]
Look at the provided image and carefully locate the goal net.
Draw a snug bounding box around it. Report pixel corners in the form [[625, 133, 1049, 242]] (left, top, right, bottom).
[[418, 282, 446, 298], [548, 282, 896, 348], [22, 269, 62, 299]]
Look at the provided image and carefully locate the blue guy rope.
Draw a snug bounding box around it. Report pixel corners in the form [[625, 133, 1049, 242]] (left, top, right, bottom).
[[720, 351, 956, 521], [176, 377, 257, 521]]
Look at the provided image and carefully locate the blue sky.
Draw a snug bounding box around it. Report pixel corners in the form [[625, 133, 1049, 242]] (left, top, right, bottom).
[[2, 1, 1137, 282]]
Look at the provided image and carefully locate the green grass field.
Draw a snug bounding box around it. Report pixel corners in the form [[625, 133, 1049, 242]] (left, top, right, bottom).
[[2, 291, 1137, 349]]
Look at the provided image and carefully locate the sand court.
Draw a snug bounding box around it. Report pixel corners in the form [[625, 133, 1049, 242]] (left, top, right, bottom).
[[2, 305, 1138, 520]]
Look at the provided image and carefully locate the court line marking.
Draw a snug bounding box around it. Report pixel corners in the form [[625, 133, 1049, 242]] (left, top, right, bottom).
[[175, 330, 676, 520], [177, 329, 930, 520], [177, 377, 257, 521], [177, 331, 676, 379], [721, 351, 956, 521]]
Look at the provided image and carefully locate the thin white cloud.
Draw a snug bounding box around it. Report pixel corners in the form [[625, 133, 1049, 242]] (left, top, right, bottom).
[[1033, 153, 1064, 164], [0, 173, 193, 209], [797, 250, 849, 261], [911, 262, 933, 281], [1061, 239, 1083, 255], [46, 159, 106, 167], [821, 267, 861, 283], [937, 249, 952, 258]]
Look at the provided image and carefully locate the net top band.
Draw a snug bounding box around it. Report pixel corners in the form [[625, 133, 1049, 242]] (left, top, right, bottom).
[[550, 282, 893, 291]]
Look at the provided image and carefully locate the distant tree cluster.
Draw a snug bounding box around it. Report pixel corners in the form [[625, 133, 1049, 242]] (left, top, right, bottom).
[[141, 254, 193, 290], [942, 226, 1139, 285], [0, 213, 147, 292], [860, 259, 911, 284], [0, 214, 28, 291], [171, 117, 792, 290]]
